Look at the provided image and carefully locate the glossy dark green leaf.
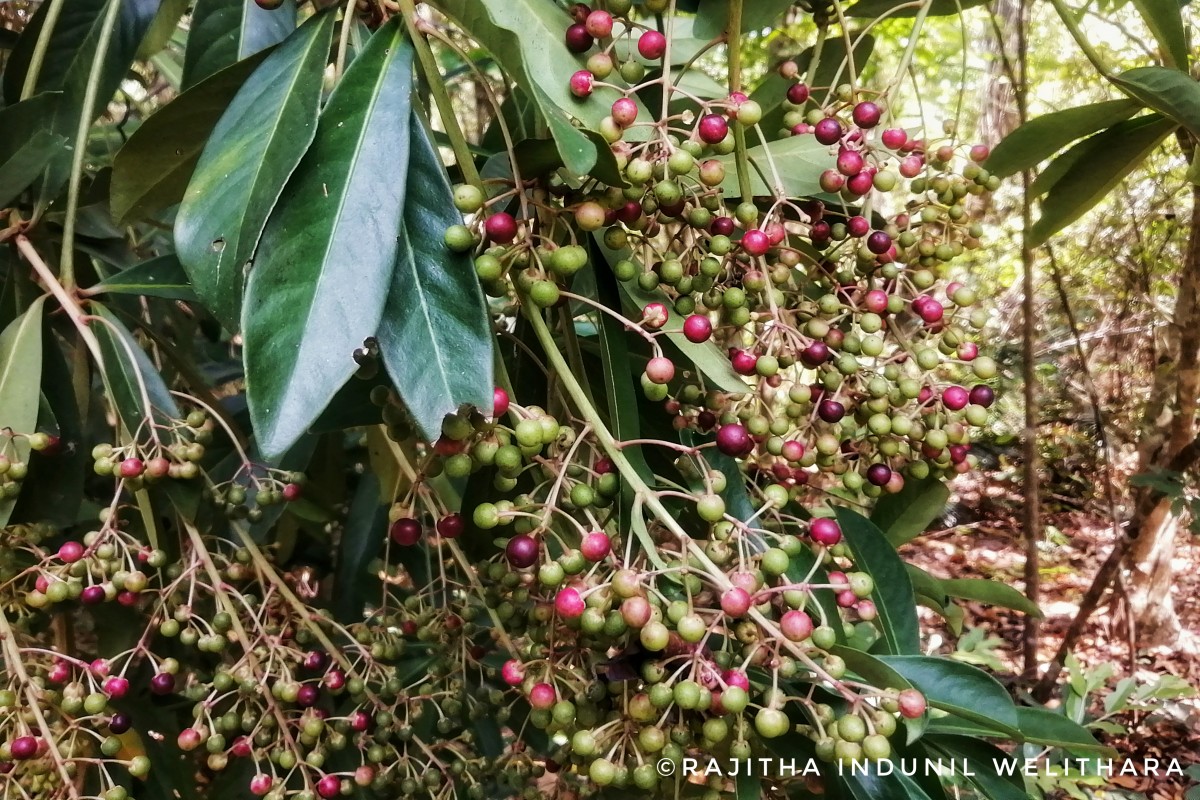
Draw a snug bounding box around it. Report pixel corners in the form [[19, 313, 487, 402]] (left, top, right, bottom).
[[876, 655, 1020, 736], [0, 296, 45, 527], [1130, 0, 1189, 68], [716, 134, 831, 199], [91, 303, 181, 441], [138, 0, 189, 59], [0, 130, 65, 208], [925, 735, 1027, 800], [873, 475, 949, 546], [836, 760, 935, 800], [834, 507, 920, 655], [333, 472, 386, 624], [87, 255, 197, 301], [1112, 66, 1200, 136], [1015, 707, 1110, 753], [831, 645, 926, 742], [378, 109, 495, 442], [111, 48, 272, 223], [3, 0, 161, 117], [245, 20, 414, 459], [986, 98, 1144, 179], [183, 0, 297, 89], [938, 577, 1042, 617], [1030, 114, 1175, 246], [845, 0, 988, 17], [175, 11, 335, 330], [434, 0, 648, 175]]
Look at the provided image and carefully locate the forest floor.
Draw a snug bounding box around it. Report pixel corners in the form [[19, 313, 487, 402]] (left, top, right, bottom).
[[903, 474, 1200, 799]]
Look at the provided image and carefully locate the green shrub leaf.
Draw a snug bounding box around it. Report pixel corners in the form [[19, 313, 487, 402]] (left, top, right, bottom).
[[244, 19, 414, 459], [716, 134, 831, 199], [985, 98, 1144, 179], [377, 109, 496, 443], [183, 0, 297, 89], [0, 296, 45, 527], [872, 474, 949, 545], [176, 11, 335, 330], [835, 507, 921, 655], [87, 255, 197, 302], [876, 655, 1020, 735], [91, 303, 182, 440], [938, 577, 1043, 617], [1112, 66, 1200, 136]]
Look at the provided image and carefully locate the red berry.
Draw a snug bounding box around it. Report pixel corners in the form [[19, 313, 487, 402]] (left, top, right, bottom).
[[565, 23, 594, 53], [81, 585, 106, 605], [881, 128, 907, 149], [942, 386, 969, 411], [741, 229, 770, 256], [103, 676, 129, 698], [436, 513, 464, 539], [970, 144, 990, 162], [866, 231, 892, 254], [389, 518, 422, 546], [898, 688, 927, 718], [809, 518, 842, 546], [698, 113, 729, 145], [852, 101, 882, 128], [866, 463, 892, 486], [846, 171, 874, 196], [485, 212, 518, 243], [554, 587, 586, 618], [683, 314, 712, 343], [10, 736, 38, 760], [710, 216, 735, 236], [637, 30, 667, 60], [814, 118, 843, 145], [296, 684, 319, 707], [58, 541, 84, 563], [281, 482, 302, 501], [250, 775, 273, 796], [569, 69, 594, 98], [722, 669, 751, 690], [316, 775, 341, 799], [715, 424, 752, 457], [817, 400, 845, 423], [864, 289, 889, 313], [836, 149, 864, 176], [969, 385, 995, 408], [581, 532, 611, 561], [118, 458, 144, 478], [730, 350, 758, 375], [899, 155, 924, 177], [506, 534, 539, 568], [786, 83, 810, 104], [493, 386, 510, 418], [801, 342, 830, 367], [150, 672, 175, 695]]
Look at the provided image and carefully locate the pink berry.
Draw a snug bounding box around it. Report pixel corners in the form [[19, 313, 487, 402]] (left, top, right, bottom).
[[969, 144, 990, 162], [529, 682, 557, 709], [864, 289, 889, 314], [847, 216, 870, 238], [698, 113, 729, 145], [501, 659, 525, 686], [584, 10, 613, 37], [250, 775, 273, 796], [781, 440, 805, 462], [581, 532, 611, 561], [741, 229, 770, 256], [720, 588, 752, 618], [836, 149, 864, 176], [637, 30, 666, 60], [642, 302, 668, 329], [780, 610, 814, 641], [852, 101, 882, 128], [722, 669, 751, 690], [809, 518, 842, 546], [118, 458, 144, 478], [899, 155, 924, 178], [58, 541, 84, 563], [554, 587, 586, 618], [569, 70, 594, 98], [645, 357, 675, 385], [675, 316, 712, 348], [957, 342, 978, 361], [898, 688, 927, 718], [611, 97, 638, 127], [316, 775, 341, 799]]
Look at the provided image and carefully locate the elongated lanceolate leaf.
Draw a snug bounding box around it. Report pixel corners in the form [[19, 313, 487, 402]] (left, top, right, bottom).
[[834, 507, 921, 655], [91, 304, 181, 441], [716, 134, 831, 199], [244, 20, 416, 460], [88, 255, 197, 301], [876, 655, 1021, 735], [872, 474, 949, 545], [0, 131, 66, 209], [1112, 66, 1200, 136], [377, 110, 495, 442], [0, 297, 45, 527], [111, 49, 272, 223], [1128, 0, 1189, 70], [183, 0, 298, 89], [175, 11, 335, 331], [985, 98, 1144, 179]]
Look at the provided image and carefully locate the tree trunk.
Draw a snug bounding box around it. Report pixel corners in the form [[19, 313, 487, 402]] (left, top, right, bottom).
[[1124, 176, 1200, 643]]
